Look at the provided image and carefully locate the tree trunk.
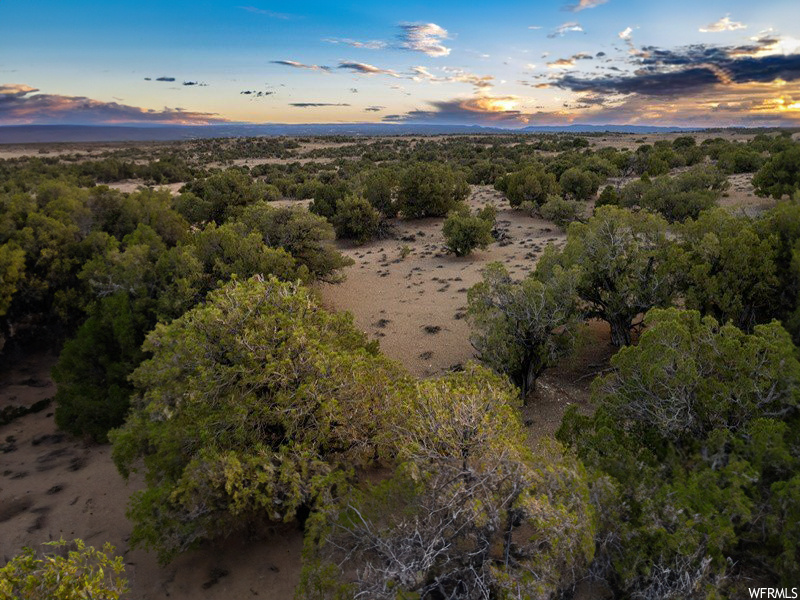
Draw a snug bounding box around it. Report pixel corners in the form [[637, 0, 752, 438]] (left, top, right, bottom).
[[609, 317, 632, 347]]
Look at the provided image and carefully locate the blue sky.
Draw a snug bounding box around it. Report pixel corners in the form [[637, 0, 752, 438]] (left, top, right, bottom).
[[1, 0, 799, 126]]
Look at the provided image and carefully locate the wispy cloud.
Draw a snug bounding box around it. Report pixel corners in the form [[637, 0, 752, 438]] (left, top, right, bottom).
[[563, 0, 608, 13], [323, 38, 386, 49], [0, 84, 227, 124], [700, 15, 747, 33], [619, 27, 633, 40], [411, 66, 495, 91], [337, 61, 401, 77], [548, 22, 584, 38], [183, 81, 208, 87], [398, 23, 451, 57], [289, 102, 350, 107], [238, 6, 292, 19], [364, 106, 385, 112], [271, 60, 331, 72]]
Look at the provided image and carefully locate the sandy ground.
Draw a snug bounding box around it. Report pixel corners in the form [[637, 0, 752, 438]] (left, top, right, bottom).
[[320, 185, 567, 378], [318, 185, 611, 440], [105, 180, 186, 195]]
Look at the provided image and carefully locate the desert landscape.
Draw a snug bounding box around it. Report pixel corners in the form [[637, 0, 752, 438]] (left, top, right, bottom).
[[2, 129, 794, 598], [3, 0, 800, 597]]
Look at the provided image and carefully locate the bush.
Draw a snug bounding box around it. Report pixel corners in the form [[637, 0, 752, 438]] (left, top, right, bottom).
[[235, 202, 352, 282], [753, 145, 800, 198], [595, 185, 618, 207], [396, 162, 469, 218], [541, 206, 679, 346], [301, 365, 596, 599], [500, 164, 560, 207], [559, 167, 600, 200], [716, 146, 764, 174], [0, 539, 127, 600], [359, 168, 398, 217], [558, 308, 800, 594], [539, 195, 583, 228], [618, 166, 727, 222], [111, 276, 406, 563], [179, 168, 273, 223], [441, 204, 494, 256], [679, 208, 779, 331], [468, 262, 580, 397], [332, 195, 381, 244]]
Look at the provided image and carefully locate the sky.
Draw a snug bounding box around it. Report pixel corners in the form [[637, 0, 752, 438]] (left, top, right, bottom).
[[1, 0, 800, 128]]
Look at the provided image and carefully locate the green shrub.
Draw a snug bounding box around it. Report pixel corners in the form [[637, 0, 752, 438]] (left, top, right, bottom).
[[332, 195, 381, 244], [539, 195, 583, 228], [0, 539, 127, 600], [441, 205, 494, 256], [396, 162, 469, 218]]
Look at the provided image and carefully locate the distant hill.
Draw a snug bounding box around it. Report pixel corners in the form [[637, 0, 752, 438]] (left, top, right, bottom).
[[0, 123, 706, 144]]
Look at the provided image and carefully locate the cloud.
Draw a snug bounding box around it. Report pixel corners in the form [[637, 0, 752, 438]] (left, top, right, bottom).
[[528, 25, 542, 30], [155, 77, 176, 82], [0, 84, 227, 124], [554, 50, 800, 96], [383, 95, 525, 125], [364, 106, 385, 112], [240, 90, 274, 97], [411, 66, 494, 91], [0, 83, 37, 97], [547, 53, 593, 69], [619, 27, 633, 40], [563, 0, 608, 13], [183, 81, 208, 86], [323, 38, 386, 50], [337, 61, 401, 77], [398, 23, 451, 57], [271, 60, 331, 72], [700, 15, 747, 33], [548, 58, 577, 69], [238, 6, 292, 19], [548, 22, 584, 38], [289, 102, 351, 107], [350, 88, 359, 93]]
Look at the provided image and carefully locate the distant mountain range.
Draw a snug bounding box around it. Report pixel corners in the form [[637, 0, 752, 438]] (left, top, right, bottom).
[[0, 123, 716, 144]]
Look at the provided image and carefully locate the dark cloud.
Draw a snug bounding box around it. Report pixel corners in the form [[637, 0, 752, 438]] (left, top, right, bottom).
[[240, 90, 274, 97], [289, 102, 351, 107], [183, 81, 208, 86], [555, 52, 800, 96], [364, 106, 385, 112], [0, 85, 227, 124], [383, 96, 524, 125], [155, 76, 176, 82]]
